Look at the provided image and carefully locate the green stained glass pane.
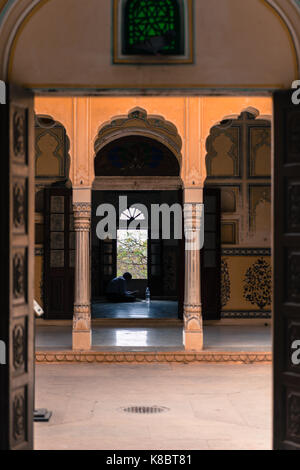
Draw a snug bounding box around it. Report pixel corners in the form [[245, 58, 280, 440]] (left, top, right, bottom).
[[124, 0, 181, 55]]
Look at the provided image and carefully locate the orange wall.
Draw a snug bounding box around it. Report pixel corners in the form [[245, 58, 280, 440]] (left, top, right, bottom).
[[34, 96, 272, 187]]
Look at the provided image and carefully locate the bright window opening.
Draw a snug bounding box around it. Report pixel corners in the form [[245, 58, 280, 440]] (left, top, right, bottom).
[[117, 229, 148, 279], [120, 207, 145, 221]]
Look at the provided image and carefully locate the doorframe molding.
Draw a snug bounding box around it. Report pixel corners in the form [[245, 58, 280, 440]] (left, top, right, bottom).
[[92, 176, 183, 191]]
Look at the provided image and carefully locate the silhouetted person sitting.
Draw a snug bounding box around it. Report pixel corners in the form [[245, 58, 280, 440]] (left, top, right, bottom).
[[106, 272, 138, 302]]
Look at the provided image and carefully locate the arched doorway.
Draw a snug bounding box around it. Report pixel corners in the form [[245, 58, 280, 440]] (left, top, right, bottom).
[[34, 114, 74, 319], [91, 112, 184, 320]]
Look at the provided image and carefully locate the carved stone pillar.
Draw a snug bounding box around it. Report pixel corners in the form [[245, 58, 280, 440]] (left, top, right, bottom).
[[72, 202, 91, 350], [183, 202, 203, 351]]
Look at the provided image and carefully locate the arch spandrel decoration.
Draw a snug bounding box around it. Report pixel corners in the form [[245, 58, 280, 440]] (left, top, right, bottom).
[[94, 107, 182, 177]]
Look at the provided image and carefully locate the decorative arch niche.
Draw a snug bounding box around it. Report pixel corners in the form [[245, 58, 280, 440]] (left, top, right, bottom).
[[204, 107, 272, 247], [35, 114, 71, 184], [35, 114, 72, 214], [94, 107, 182, 182], [205, 108, 271, 180]]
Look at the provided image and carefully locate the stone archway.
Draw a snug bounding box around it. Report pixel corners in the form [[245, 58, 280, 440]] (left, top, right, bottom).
[[72, 108, 186, 350], [93, 107, 183, 192], [91, 109, 184, 322], [94, 107, 182, 167], [72, 104, 205, 352]]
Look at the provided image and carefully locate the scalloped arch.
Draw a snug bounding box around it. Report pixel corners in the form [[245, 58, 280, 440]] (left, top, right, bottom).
[[94, 107, 182, 167]]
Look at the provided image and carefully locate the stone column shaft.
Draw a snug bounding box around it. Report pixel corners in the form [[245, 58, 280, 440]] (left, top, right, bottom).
[[72, 202, 91, 350], [183, 203, 203, 351]]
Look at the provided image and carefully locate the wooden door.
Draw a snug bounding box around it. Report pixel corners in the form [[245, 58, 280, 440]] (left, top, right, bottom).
[[44, 187, 74, 319], [0, 85, 34, 450], [98, 237, 117, 296], [201, 187, 221, 320], [148, 238, 163, 297], [273, 90, 300, 449], [147, 190, 183, 317], [92, 190, 118, 298]]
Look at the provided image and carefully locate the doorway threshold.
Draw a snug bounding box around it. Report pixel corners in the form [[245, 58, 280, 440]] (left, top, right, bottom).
[[35, 349, 272, 364], [92, 318, 183, 327]]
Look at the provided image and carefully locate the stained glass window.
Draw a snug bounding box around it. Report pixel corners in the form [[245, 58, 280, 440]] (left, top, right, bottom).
[[123, 0, 183, 55]]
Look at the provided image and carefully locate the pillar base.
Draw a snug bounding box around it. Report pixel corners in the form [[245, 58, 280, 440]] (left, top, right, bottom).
[[183, 330, 203, 351], [72, 330, 91, 351]]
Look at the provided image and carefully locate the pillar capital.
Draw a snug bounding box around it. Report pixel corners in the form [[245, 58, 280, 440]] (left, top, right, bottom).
[[73, 201, 91, 213], [73, 202, 91, 232]]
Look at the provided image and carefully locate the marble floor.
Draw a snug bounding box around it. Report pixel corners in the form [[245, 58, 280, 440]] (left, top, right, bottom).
[[34, 362, 272, 450], [36, 324, 271, 351], [92, 300, 179, 319]]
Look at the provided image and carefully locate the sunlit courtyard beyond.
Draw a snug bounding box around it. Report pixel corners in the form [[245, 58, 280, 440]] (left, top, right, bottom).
[[35, 363, 272, 450]]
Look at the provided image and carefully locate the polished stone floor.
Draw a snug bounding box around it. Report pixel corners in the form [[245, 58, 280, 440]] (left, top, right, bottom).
[[36, 324, 271, 351], [92, 300, 179, 319], [35, 363, 272, 450]]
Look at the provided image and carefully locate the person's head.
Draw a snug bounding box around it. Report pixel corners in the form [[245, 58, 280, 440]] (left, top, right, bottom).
[[123, 272, 132, 282]]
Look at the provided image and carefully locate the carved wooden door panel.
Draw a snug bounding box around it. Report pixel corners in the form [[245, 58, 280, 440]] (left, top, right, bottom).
[[201, 187, 221, 320], [273, 91, 300, 450], [0, 85, 34, 450], [44, 187, 74, 319]]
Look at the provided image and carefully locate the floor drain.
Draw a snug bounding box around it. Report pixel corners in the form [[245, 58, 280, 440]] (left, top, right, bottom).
[[121, 406, 169, 414]]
